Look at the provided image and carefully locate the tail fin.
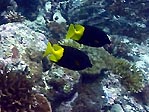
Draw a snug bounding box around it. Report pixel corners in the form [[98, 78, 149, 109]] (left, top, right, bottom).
[[66, 24, 75, 39], [75, 24, 84, 34], [43, 42, 53, 57], [43, 42, 64, 62], [66, 24, 85, 41]]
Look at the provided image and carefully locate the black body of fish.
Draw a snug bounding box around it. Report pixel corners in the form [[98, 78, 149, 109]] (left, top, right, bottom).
[[78, 25, 111, 47], [56, 46, 92, 70]]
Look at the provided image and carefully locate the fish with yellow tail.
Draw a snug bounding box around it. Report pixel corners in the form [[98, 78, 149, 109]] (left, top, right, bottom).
[[66, 24, 111, 47], [43, 42, 92, 70]]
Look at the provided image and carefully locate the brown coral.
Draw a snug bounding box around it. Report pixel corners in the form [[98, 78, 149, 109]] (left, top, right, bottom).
[[0, 70, 52, 112], [0, 70, 34, 112]]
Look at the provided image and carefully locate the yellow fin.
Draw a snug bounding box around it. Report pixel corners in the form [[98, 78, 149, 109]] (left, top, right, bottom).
[[48, 54, 57, 62], [43, 42, 64, 62], [66, 24, 75, 39], [66, 24, 85, 41], [43, 42, 53, 57]]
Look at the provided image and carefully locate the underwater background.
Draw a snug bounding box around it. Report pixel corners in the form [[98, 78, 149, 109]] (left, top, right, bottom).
[[0, 0, 149, 112]]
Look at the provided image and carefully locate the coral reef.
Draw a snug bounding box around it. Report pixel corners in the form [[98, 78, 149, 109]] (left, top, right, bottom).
[[15, 0, 42, 21], [62, 0, 148, 42], [0, 69, 52, 112], [45, 21, 67, 39], [0, 23, 81, 111], [1, 10, 25, 24], [80, 46, 144, 93], [0, 70, 34, 111], [55, 38, 145, 93], [80, 47, 111, 75], [0, 0, 148, 111], [33, 93, 52, 112], [113, 59, 144, 92]]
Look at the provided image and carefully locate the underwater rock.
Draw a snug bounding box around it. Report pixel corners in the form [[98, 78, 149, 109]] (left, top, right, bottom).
[[62, 0, 149, 42], [70, 81, 105, 112], [110, 104, 124, 112], [43, 66, 81, 110], [15, 0, 42, 21], [56, 71, 105, 112], [101, 71, 147, 112], [132, 85, 149, 106], [53, 11, 66, 24], [0, 22, 47, 72], [33, 93, 52, 112], [142, 85, 149, 106], [45, 21, 67, 39]]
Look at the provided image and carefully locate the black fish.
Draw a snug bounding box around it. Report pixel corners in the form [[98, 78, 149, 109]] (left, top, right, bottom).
[[66, 24, 111, 47], [57, 45, 92, 70], [43, 42, 92, 70]]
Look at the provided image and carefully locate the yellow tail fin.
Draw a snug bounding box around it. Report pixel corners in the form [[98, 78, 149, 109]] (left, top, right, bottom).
[[43, 42, 64, 62], [66, 24, 85, 41], [43, 42, 53, 57], [66, 24, 75, 39]]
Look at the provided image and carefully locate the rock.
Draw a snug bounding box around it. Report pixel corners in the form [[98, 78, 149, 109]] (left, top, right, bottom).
[[33, 93, 52, 112], [15, 0, 42, 21], [111, 104, 124, 112], [53, 11, 66, 23]]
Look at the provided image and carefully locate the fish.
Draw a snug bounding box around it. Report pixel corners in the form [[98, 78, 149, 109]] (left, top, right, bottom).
[[65, 24, 111, 47], [43, 42, 92, 70]]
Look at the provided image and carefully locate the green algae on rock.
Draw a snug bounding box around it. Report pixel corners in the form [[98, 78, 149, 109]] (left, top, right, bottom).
[[80, 46, 144, 93], [113, 59, 144, 93]]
